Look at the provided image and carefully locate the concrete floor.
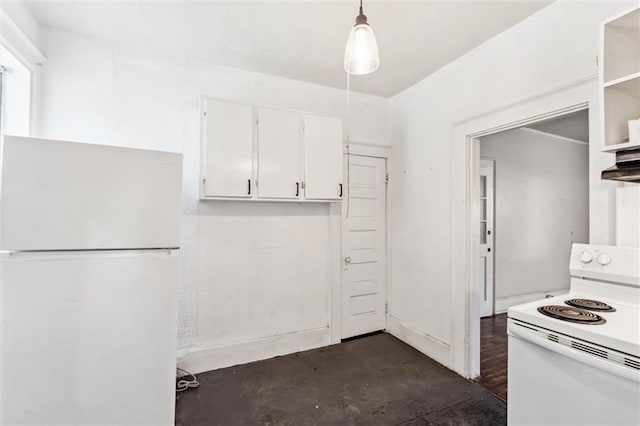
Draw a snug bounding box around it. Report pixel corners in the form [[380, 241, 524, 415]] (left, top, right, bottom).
[[175, 333, 506, 425]]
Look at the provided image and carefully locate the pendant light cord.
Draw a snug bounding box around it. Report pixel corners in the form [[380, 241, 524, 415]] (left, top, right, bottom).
[[345, 70, 351, 219], [345, 0, 358, 219]]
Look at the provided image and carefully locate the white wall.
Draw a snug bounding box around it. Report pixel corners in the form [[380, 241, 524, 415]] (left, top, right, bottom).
[[616, 185, 640, 248], [388, 0, 637, 372], [480, 128, 589, 300], [35, 28, 389, 372]]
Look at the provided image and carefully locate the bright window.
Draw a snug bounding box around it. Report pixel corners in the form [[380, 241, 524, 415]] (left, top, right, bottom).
[[0, 45, 31, 136]]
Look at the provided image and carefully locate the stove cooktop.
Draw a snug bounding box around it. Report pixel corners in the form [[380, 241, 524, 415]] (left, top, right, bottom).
[[536, 298, 616, 325], [509, 244, 640, 356], [565, 298, 616, 312], [537, 305, 607, 325], [508, 293, 639, 357]]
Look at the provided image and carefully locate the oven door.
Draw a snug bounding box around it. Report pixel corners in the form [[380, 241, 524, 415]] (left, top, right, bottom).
[[507, 319, 640, 426]]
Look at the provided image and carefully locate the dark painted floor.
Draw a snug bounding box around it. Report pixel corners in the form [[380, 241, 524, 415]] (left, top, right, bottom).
[[476, 314, 508, 400], [176, 333, 506, 425]]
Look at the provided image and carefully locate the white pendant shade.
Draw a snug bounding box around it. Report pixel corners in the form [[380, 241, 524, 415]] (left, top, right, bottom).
[[344, 23, 380, 75]]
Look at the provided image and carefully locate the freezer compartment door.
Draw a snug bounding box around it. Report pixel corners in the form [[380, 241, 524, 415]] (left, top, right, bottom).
[[0, 136, 182, 250], [1, 252, 179, 425]]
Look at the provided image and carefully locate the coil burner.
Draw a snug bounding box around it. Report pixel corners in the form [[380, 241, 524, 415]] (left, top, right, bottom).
[[565, 298, 616, 312], [537, 305, 606, 325]]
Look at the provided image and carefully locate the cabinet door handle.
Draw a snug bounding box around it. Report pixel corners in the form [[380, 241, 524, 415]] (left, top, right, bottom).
[[339, 183, 343, 198], [296, 182, 300, 197], [248, 179, 251, 195]]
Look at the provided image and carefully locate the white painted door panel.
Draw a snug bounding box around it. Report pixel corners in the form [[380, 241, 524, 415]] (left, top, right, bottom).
[[342, 155, 386, 339], [0, 136, 182, 251], [257, 108, 301, 199], [0, 252, 179, 425], [304, 114, 343, 200], [479, 159, 495, 317], [202, 99, 254, 198]]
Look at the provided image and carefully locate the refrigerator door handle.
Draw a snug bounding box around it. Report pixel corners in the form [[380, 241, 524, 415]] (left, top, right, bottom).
[[2, 247, 179, 253], [2, 248, 179, 261]]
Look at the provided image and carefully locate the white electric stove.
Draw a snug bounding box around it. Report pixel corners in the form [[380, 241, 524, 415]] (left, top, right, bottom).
[[507, 243, 640, 426]]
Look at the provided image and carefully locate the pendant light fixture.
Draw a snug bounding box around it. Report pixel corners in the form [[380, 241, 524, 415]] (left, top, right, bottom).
[[344, 0, 380, 75]]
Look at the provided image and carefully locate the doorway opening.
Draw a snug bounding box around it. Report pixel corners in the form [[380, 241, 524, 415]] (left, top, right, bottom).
[[474, 109, 590, 400]]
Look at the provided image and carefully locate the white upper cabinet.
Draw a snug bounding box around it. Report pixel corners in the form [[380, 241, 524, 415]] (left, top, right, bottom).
[[257, 107, 302, 199], [201, 99, 254, 198], [304, 114, 344, 200], [200, 98, 346, 202]]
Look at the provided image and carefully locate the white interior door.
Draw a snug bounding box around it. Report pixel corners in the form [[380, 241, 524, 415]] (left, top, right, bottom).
[[341, 155, 387, 339], [257, 107, 301, 199], [479, 159, 495, 318]]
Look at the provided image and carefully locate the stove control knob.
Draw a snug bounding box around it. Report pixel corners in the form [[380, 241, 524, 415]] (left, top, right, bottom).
[[580, 251, 593, 264], [598, 252, 611, 266]]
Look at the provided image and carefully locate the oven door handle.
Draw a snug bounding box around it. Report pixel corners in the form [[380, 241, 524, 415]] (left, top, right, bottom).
[[509, 322, 640, 383]]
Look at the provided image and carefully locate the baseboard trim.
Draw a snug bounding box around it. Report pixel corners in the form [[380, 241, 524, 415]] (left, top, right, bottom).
[[386, 316, 451, 368], [178, 327, 331, 374], [494, 289, 568, 314]]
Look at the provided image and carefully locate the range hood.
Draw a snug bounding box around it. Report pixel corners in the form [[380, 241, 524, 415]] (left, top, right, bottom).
[[602, 148, 640, 183]]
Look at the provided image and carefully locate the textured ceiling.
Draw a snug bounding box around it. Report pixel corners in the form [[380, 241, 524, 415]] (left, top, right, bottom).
[[26, 0, 552, 97]]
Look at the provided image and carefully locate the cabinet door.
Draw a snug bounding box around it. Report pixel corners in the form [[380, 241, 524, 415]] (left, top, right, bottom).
[[257, 108, 301, 199], [304, 115, 343, 200], [202, 99, 254, 198]]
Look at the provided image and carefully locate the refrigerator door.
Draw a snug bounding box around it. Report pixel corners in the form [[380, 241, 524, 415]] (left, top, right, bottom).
[[0, 136, 182, 251], [1, 251, 179, 425]]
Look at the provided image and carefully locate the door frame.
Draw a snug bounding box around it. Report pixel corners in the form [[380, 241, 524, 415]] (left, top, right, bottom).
[[450, 77, 612, 379], [330, 141, 391, 343], [478, 158, 495, 318]]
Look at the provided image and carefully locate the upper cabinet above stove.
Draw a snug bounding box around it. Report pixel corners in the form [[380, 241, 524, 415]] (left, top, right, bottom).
[[600, 5, 640, 154]]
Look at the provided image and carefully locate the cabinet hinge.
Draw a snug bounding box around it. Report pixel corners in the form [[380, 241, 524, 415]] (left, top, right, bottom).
[[202, 178, 206, 185], [595, 55, 599, 67], [385, 303, 389, 314], [385, 173, 389, 184]]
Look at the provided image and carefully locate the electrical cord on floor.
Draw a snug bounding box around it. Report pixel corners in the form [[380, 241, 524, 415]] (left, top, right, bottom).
[[176, 368, 200, 392]]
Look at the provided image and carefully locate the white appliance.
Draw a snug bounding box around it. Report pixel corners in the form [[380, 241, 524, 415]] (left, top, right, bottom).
[[0, 136, 183, 425], [507, 243, 640, 425]]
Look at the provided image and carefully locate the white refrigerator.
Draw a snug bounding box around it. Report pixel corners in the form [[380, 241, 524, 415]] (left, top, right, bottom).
[[0, 136, 183, 425]]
